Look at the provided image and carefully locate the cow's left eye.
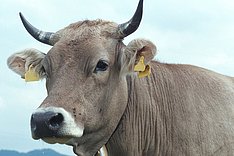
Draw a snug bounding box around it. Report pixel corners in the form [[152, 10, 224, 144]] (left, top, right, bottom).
[[94, 60, 109, 73]]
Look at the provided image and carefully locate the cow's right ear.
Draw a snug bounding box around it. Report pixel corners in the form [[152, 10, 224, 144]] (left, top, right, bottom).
[[7, 48, 46, 81]]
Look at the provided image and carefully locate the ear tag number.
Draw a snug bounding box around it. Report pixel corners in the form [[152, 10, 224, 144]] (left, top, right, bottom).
[[24, 65, 40, 82], [134, 56, 146, 72]]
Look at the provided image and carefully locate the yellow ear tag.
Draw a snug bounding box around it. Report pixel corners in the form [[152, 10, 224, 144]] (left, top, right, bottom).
[[24, 65, 40, 82], [134, 56, 146, 72], [138, 65, 151, 78]]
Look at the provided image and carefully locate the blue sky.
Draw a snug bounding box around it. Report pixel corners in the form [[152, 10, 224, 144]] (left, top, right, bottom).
[[1, 0, 234, 155]]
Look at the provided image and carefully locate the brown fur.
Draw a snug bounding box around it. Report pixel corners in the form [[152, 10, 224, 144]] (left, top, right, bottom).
[[107, 62, 234, 156], [56, 19, 120, 40]]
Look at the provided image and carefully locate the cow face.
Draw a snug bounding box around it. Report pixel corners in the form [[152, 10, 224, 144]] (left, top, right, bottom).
[[7, 0, 156, 155], [8, 25, 130, 154], [32, 27, 130, 147]]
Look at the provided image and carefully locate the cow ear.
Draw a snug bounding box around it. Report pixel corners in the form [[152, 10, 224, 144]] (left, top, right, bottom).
[[7, 48, 46, 81], [119, 39, 157, 76]]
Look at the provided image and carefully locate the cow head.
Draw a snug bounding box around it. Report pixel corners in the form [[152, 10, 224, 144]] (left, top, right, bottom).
[[7, 0, 156, 155]]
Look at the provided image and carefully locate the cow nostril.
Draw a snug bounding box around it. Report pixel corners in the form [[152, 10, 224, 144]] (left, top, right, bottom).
[[48, 113, 64, 130]]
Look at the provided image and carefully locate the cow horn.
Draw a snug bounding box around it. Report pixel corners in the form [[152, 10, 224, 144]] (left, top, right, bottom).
[[118, 0, 144, 38], [19, 12, 58, 46]]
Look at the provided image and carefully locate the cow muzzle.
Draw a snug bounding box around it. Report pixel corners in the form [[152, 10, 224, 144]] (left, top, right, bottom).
[[30, 107, 84, 144]]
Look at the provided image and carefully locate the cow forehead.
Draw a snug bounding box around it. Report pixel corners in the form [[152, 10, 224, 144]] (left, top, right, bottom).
[[44, 38, 118, 75], [47, 36, 116, 63], [57, 19, 119, 40], [47, 20, 119, 57]]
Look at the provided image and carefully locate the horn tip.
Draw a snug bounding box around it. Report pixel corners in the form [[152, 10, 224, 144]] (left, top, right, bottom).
[[19, 12, 23, 18], [19, 12, 26, 23]]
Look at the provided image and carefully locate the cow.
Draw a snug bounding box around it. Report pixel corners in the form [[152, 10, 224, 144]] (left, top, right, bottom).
[[7, 0, 234, 155]]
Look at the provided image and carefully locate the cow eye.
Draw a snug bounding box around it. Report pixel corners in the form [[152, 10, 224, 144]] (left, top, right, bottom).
[[94, 60, 109, 73]]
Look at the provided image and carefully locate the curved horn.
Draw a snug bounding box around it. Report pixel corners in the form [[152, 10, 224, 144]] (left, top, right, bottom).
[[118, 0, 144, 38], [19, 12, 58, 46]]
